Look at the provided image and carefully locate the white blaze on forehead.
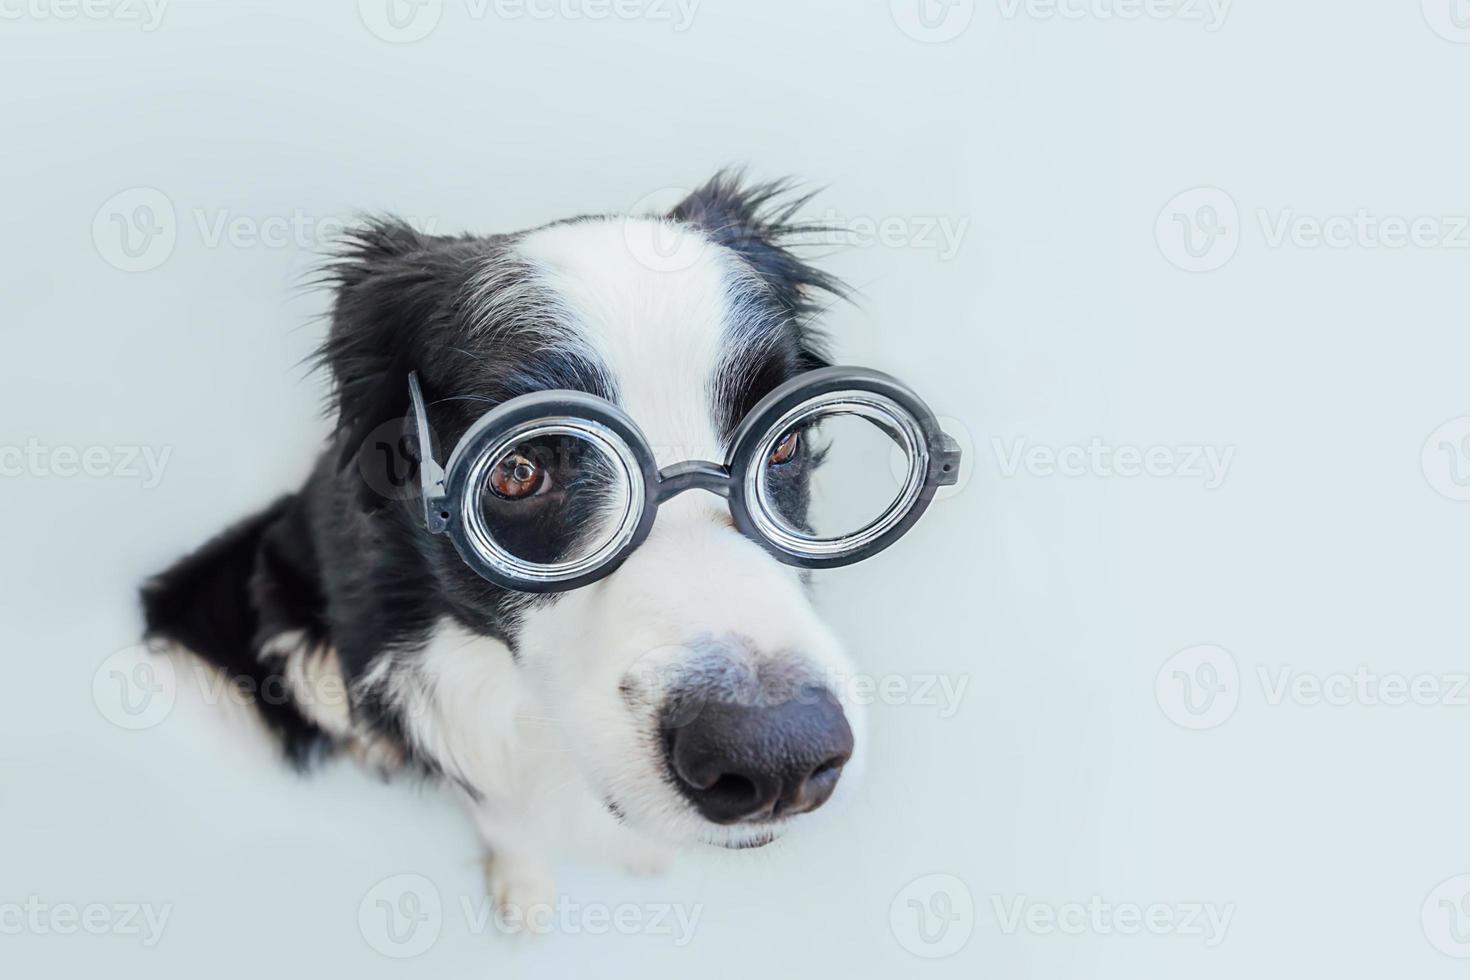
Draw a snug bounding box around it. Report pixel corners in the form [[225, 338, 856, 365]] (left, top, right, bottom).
[[515, 217, 740, 467]]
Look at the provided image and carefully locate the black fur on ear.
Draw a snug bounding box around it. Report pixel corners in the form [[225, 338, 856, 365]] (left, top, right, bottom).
[[670, 169, 849, 371], [312, 218, 445, 478]]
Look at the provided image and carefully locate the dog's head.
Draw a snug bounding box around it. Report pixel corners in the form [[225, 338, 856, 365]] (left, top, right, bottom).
[[323, 174, 863, 849]]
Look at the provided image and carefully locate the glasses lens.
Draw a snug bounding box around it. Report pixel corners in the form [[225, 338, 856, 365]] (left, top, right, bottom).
[[465, 422, 642, 581], [753, 393, 927, 556]]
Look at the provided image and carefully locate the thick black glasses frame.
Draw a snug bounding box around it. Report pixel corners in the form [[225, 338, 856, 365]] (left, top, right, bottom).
[[408, 365, 961, 593]]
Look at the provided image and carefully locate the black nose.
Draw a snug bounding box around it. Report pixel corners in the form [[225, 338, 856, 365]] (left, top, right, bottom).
[[664, 686, 854, 825]]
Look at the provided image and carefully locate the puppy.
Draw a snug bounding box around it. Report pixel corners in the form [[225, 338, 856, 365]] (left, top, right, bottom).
[[141, 173, 867, 909]]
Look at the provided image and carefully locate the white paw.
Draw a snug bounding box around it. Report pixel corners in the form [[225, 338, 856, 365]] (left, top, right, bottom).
[[483, 852, 556, 936], [620, 844, 674, 877], [590, 821, 676, 877]]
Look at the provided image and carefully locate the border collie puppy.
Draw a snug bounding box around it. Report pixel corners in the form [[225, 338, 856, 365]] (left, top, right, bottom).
[[142, 173, 865, 909]]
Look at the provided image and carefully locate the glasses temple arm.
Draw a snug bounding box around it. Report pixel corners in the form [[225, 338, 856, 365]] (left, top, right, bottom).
[[407, 371, 450, 532]]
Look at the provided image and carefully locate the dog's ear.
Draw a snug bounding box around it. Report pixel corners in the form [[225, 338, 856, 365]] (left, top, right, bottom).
[[315, 217, 455, 508], [669, 170, 846, 371]]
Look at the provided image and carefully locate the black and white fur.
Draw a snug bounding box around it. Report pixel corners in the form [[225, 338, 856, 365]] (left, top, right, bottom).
[[142, 173, 864, 909]]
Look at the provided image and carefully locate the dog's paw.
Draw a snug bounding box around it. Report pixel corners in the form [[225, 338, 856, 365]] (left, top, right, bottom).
[[618, 842, 674, 877], [482, 852, 556, 935]]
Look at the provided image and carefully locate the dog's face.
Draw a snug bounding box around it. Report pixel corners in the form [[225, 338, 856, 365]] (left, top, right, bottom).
[[327, 176, 863, 849]]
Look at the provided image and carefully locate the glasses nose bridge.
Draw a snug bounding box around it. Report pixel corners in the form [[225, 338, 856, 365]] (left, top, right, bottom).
[[654, 458, 733, 503]]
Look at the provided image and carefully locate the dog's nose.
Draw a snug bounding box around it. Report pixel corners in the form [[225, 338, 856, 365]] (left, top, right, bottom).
[[664, 686, 854, 824]]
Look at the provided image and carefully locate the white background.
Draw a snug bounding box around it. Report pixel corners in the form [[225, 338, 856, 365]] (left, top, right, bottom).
[[4, 1, 1470, 976]]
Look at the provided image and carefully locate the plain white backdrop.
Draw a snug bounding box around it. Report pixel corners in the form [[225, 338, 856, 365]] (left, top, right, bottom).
[[4, 1, 1470, 976]]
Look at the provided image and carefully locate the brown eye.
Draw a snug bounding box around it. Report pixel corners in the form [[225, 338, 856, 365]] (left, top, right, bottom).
[[488, 451, 544, 500], [768, 430, 800, 466]]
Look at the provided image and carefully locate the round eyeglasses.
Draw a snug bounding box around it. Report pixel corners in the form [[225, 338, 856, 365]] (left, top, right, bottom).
[[407, 366, 961, 593]]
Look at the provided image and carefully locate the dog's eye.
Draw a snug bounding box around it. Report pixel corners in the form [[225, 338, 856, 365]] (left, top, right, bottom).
[[768, 430, 800, 466], [488, 451, 546, 500]]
